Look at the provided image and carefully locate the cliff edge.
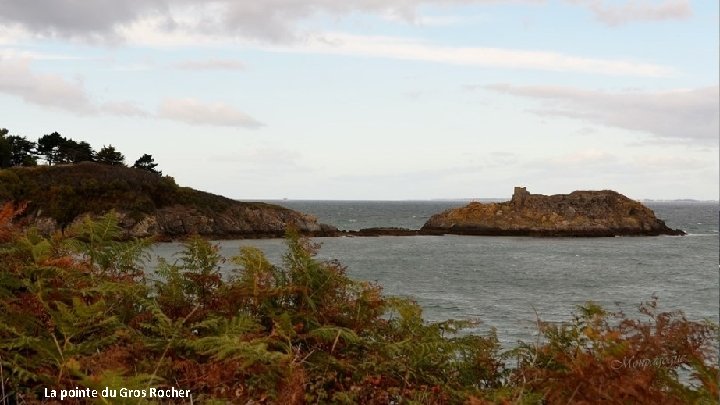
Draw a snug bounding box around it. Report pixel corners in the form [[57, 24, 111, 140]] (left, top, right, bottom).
[[421, 187, 684, 237], [0, 162, 338, 239]]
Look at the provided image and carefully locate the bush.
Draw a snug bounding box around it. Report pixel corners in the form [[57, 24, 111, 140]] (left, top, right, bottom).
[[0, 207, 716, 404]]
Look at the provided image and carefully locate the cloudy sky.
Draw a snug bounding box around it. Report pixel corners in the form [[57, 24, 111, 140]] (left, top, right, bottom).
[[0, 0, 717, 200]]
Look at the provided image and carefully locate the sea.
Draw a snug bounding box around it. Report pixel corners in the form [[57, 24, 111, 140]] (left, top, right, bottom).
[[152, 201, 719, 348]]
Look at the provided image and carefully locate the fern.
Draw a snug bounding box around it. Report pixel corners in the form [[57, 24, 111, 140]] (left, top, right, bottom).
[[64, 211, 151, 277], [308, 326, 361, 346], [0, 212, 716, 403], [80, 370, 162, 405]]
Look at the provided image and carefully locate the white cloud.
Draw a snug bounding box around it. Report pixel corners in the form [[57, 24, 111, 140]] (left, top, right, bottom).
[[274, 33, 673, 77], [100, 101, 150, 117], [115, 22, 674, 77], [380, 13, 489, 27], [633, 154, 709, 170], [569, 0, 692, 26], [549, 148, 617, 165], [0, 51, 264, 127], [175, 59, 246, 71], [208, 147, 313, 175], [0, 47, 85, 61], [0, 55, 155, 117], [0, 25, 29, 44], [157, 98, 264, 128], [484, 84, 719, 143], [0, 56, 95, 113], [0, 55, 259, 126]]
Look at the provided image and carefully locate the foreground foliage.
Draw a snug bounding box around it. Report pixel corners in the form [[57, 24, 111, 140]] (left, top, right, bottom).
[[0, 205, 716, 404]]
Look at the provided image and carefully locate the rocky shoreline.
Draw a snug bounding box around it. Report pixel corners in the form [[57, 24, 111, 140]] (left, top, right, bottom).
[[27, 204, 341, 241], [2, 163, 684, 239]]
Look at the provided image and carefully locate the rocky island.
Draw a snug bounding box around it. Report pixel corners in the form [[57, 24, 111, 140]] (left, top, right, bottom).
[[0, 162, 338, 240], [420, 187, 684, 237]]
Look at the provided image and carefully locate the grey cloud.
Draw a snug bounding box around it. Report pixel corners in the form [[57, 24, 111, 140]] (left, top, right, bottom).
[[214, 0, 498, 41], [0, 0, 538, 42], [568, 0, 692, 26], [0, 0, 687, 44], [484, 84, 719, 143], [0, 0, 167, 38], [157, 98, 264, 128]]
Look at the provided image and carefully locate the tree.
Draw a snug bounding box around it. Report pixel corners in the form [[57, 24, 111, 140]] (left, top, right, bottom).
[[59, 139, 94, 163], [132, 154, 161, 175], [7, 135, 37, 166], [96, 145, 125, 166], [0, 129, 10, 168], [0, 130, 38, 168], [37, 132, 66, 166]]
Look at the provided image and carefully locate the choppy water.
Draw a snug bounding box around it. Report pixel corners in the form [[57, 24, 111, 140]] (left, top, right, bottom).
[[152, 201, 719, 347]]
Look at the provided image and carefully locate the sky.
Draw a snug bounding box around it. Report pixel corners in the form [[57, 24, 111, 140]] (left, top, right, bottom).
[[0, 0, 717, 200]]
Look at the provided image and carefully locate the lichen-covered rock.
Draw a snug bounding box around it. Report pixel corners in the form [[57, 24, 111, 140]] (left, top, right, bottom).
[[421, 187, 684, 237]]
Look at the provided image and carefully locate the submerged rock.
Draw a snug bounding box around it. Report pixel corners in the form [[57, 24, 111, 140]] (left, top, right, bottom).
[[420, 187, 684, 237], [344, 227, 419, 237]]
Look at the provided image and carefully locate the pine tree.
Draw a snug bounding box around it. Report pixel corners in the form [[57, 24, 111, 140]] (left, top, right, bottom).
[[7, 135, 38, 166], [37, 132, 65, 166], [96, 145, 125, 166], [132, 154, 161, 175]]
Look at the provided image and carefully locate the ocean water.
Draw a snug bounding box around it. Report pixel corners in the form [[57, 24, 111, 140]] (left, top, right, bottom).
[[152, 201, 719, 347]]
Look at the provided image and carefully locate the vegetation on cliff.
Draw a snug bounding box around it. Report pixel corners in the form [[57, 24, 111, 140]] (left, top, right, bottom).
[[1, 163, 169, 225], [0, 163, 332, 238], [0, 162, 232, 224], [0, 206, 716, 404]]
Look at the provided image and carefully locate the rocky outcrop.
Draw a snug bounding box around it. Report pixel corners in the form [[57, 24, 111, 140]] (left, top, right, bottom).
[[27, 204, 339, 240], [148, 204, 338, 239], [421, 187, 684, 237]]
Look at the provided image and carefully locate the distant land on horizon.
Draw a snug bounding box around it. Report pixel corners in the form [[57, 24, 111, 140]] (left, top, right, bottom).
[[254, 197, 719, 203]]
